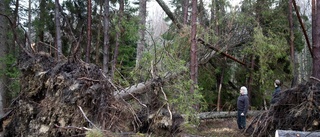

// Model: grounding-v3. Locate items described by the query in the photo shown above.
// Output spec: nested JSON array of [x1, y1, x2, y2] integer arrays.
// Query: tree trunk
[[136, 0, 146, 68], [198, 110, 262, 119], [0, 0, 7, 121], [38, 0, 46, 52], [55, 0, 62, 61], [312, 0, 320, 80], [103, 0, 110, 74], [12, 0, 19, 56], [217, 71, 223, 111], [86, 0, 92, 63], [182, 0, 189, 24], [190, 0, 198, 93], [248, 55, 254, 107], [111, 0, 123, 79], [95, 0, 102, 65], [27, 0, 32, 51], [289, 0, 297, 87]]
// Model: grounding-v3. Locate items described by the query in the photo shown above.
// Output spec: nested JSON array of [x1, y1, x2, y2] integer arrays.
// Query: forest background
[[0, 0, 317, 128]]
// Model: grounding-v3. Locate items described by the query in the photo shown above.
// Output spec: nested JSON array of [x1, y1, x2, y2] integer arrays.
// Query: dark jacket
[[237, 94, 249, 114], [272, 87, 281, 96], [271, 87, 281, 104]]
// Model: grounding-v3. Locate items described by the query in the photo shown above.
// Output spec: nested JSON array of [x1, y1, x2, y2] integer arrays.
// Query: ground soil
[[185, 117, 252, 137]]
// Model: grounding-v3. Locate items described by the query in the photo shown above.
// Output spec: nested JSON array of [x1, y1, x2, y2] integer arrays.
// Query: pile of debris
[[0, 52, 184, 136], [246, 80, 320, 136]]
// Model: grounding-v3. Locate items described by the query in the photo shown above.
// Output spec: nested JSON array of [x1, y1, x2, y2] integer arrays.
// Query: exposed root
[[246, 81, 320, 137]]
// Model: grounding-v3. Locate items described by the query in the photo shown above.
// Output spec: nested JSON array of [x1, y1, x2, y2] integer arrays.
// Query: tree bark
[[27, 0, 32, 51], [86, 0, 92, 63], [111, 0, 123, 79], [312, 0, 320, 79], [289, 0, 297, 87], [12, 0, 19, 56], [55, 0, 62, 61], [136, 0, 146, 68], [217, 71, 223, 112], [38, 0, 46, 52], [0, 0, 7, 119], [95, 0, 103, 65], [103, 0, 110, 74], [182, 0, 189, 24], [190, 0, 198, 92]]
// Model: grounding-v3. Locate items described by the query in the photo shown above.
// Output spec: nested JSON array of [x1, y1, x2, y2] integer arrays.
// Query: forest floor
[[186, 117, 252, 137]]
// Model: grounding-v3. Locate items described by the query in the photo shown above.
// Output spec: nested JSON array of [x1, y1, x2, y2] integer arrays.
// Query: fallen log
[[275, 130, 320, 137], [198, 110, 262, 119]]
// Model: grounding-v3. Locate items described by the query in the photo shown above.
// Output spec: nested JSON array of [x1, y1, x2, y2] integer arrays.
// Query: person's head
[[240, 86, 248, 95], [274, 79, 281, 87]]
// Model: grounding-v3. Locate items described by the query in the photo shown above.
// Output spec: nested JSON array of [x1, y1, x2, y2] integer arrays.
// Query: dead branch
[[78, 77, 100, 82], [161, 87, 172, 120], [78, 106, 99, 129], [310, 76, 320, 82]]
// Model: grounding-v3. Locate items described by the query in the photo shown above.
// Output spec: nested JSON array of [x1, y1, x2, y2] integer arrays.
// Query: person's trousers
[[237, 111, 246, 129]]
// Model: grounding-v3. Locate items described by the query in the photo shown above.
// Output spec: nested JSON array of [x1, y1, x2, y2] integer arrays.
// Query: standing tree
[[190, 0, 197, 93], [86, 0, 92, 63], [12, 0, 19, 56], [136, 0, 146, 68], [37, 0, 46, 52], [55, 0, 62, 60], [111, 0, 124, 79], [182, 0, 189, 24], [312, 0, 320, 80], [27, 0, 32, 50], [0, 0, 8, 119], [103, 0, 110, 73], [95, 0, 103, 65], [288, 0, 297, 87]]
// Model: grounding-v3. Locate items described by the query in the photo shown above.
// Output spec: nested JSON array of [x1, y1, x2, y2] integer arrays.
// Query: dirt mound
[[3, 53, 133, 136], [246, 81, 320, 137]]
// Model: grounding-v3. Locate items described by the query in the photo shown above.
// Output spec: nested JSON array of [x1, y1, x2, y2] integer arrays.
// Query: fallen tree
[[198, 110, 262, 119], [245, 81, 320, 137], [275, 130, 320, 137], [2, 53, 185, 136]]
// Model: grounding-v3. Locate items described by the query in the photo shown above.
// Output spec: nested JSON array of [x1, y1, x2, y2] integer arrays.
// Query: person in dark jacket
[[270, 79, 281, 104], [237, 86, 249, 130]]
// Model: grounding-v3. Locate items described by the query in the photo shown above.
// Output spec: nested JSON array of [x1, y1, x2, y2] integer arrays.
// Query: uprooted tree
[[246, 80, 320, 136], [2, 52, 184, 136]]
